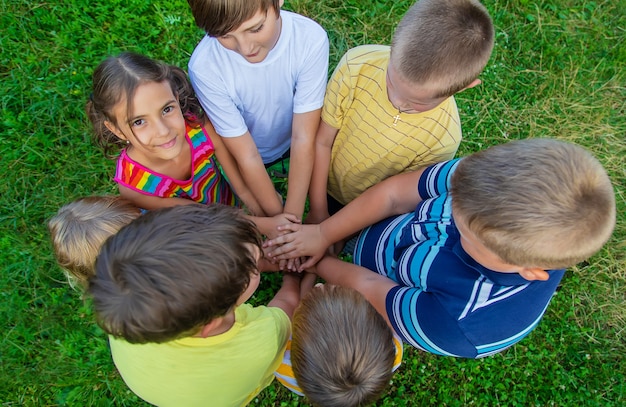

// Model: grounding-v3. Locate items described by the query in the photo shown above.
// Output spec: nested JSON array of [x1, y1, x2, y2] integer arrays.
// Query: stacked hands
[[264, 221, 329, 272]]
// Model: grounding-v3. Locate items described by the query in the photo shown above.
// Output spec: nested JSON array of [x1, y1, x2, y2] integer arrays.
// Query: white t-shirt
[[189, 10, 329, 163]]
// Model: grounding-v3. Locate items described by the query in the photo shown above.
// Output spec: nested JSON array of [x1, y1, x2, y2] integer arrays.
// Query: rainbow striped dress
[[114, 124, 239, 207]]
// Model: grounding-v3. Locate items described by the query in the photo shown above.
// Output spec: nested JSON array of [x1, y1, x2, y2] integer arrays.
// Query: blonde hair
[[450, 138, 616, 269], [390, 0, 494, 97], [48, 196, 140, 289], [187, 0, 280, 37], [291, 285, 395, 407]]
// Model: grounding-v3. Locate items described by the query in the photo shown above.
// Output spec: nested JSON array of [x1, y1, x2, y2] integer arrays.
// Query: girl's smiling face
[[104, 81, 187, 165]]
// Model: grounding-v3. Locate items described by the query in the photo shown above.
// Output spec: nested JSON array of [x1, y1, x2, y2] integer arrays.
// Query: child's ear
[[460, 79, 482, 92], [518, 268, 550, 282], [104, 120, 127, 141], [198, 317, 224, 338]]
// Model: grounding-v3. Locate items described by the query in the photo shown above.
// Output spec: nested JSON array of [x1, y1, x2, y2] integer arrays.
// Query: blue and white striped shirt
[[354, 159, 565, 358]]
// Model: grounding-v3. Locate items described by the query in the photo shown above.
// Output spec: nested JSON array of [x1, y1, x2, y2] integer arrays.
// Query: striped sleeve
[[417, 158, 462, 200]]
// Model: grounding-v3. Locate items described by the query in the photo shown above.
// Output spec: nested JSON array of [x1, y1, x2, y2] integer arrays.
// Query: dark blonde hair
[[90, 204, 262, 344], [87, 52, 205, 158], [48, 196, 140, 290], [390, 0, 494, 97], [187, 0, 280, 37], [450, 138, 616, 269], [291, 285, 395, 407]]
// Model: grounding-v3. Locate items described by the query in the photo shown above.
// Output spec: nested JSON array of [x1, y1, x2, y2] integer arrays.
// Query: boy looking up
[[90, 204, 301, 406], [266, 139, 616, 358], [187, 0, 329, 220], [307, 0, 494, 223]]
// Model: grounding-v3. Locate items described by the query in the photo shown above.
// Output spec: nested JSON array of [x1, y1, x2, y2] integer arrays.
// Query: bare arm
[[206, 122, 265, 216], [118, 184, 196, 210], [264, 168, 428, 267], [283, 110, 320, 219], [267, 273, 303, 319], [305, 120, 339, 224], [221, 132, 283, 216], [315, 256, 397, 328]]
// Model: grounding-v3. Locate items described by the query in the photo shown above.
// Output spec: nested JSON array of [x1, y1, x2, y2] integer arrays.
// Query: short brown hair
[[390, 0, 494, 97], [450, 138, 616, 269], [48, 196, 140, 290], [90, 204, 262, 344], [291, 285, 396, 407], [187, 0, 280, 37]]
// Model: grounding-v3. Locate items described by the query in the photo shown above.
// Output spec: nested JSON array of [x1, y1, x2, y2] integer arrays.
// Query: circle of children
[[48, 0, 616, 406]]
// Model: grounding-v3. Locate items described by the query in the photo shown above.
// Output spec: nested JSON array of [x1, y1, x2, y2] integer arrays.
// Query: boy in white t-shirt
[[188, 0, 329, 222]]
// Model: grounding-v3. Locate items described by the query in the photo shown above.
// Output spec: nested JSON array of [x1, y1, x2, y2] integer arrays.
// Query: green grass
[[1, 0, 624, 405]]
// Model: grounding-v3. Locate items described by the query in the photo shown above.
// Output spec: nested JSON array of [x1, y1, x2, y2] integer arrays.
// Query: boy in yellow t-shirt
[[307, 0, 495, 225], [89, 204, 302, 407]]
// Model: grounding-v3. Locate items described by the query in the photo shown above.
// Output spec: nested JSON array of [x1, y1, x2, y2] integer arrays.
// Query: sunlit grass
[[1, 0, 624, 405]]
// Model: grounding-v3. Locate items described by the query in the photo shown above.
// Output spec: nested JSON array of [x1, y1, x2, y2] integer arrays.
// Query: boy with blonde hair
[[48, 196, 140, 289], [274, 284, 403, 406], [187, 0, 329, 221], [90, 204, 302, 406], [307, 0, 494, 224], [266, 139, 616, 358]]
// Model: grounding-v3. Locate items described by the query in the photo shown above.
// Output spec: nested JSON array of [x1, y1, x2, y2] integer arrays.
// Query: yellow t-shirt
[[109, 304, 291, 407], [323, 45, 462, 204]]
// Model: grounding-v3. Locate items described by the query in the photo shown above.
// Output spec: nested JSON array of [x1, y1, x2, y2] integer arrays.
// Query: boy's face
[[216, 3, 283, 64], [454, 213, 549, 281], [385, 63, 448, 114]]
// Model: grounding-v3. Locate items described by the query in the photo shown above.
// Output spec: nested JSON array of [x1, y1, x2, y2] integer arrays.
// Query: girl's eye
[[163, 105, 175, 114], [251, 24, 264, 33], [131, 119, 145, 127]]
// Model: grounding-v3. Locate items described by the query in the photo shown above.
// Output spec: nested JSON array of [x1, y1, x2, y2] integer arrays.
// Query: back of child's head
[[48, 196, 140, 290], [450, 138, 616, 269], [390, 0, 494, 97], [90, 203, 262, 344], [87, 51, 205, 158], [187, 0, 281, 37], [291, 285, 395, 407]]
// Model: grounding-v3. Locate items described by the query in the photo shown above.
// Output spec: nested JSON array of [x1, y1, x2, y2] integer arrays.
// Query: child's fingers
[[299, 254, 323, 271], [266, 244, 299, 258], [282, 213, 302, 224], [275, 223, 301, 232], [263, 233, 297, 248]]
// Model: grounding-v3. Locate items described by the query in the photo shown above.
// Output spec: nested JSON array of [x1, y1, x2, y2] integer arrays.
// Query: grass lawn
[[1, 0, 624, 405]]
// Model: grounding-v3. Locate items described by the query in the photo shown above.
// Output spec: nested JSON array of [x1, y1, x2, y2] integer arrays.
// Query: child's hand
[[264, 212, 301, 240], [263, 224, 330, 271]]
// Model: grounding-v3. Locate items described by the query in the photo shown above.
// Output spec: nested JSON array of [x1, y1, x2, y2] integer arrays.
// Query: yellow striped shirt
[[323, 45, 462, 204]]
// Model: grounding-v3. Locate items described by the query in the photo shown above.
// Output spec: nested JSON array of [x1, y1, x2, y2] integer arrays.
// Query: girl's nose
[[156, 118, 170, 137]]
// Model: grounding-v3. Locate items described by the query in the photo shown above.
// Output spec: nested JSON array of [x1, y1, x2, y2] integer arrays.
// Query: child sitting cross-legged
[[89, 203, 302, 406]]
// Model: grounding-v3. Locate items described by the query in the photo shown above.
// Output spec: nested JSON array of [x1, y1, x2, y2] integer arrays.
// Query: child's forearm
[[283, 145, 313, 219], [268, 273, 303, 319], [307, 120, 338, 220], [283, 111, 319, 218], [241, 162, 284, 216]]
